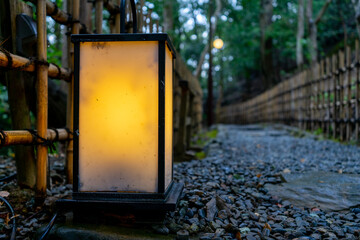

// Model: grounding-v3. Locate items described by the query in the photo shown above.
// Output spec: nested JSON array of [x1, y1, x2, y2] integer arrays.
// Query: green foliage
[[0, 84, 10, 130], [195, 151, 206, 160], [314, 128, 324, 136]]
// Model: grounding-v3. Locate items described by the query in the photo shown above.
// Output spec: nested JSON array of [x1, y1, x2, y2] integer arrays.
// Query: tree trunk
[[306, 0, 317, 63], [0, 0, 36, 188], [351, 0, 360, 39], [296, 0, 305, 67], [260, 0, 274, 89], [195, 0, 221, 79], [207, 1, 214, 127], [307, 0, 331, 64], [163, 0, 173, 33]]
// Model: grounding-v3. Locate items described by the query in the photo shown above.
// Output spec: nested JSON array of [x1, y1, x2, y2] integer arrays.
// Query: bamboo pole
[[139, 0, 144, 32], [0, 129, 71, 146], [339, 51, 345, 141], [36, 0, 48, 200], [104, 0, 120, 15], [95, 0, 103, 33], [346, 46, 351, 141], [332, 54, 338, 139], [0, 52, 71, 81], [66, 0, 80, 184], [25, 0, 89, 32], [115, 0, 121, 33], [356, 40, 359, 141]]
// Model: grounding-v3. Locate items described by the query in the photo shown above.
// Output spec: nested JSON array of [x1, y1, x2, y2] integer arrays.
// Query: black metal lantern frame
[[57, 0, 183, 212]]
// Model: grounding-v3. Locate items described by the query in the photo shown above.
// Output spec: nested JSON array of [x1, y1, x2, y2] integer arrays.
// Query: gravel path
[[162, 124, 360, 240]]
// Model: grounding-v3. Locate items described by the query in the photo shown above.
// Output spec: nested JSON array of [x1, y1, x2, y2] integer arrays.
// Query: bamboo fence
[[0, 0, 202, 199], [220, 41, 360, 142]]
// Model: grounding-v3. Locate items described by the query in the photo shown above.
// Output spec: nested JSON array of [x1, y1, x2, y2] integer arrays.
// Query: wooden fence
[[220, 41, 360, 142], [0, 0, 202, 199]]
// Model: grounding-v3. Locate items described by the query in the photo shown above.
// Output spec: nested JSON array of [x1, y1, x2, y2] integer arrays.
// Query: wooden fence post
[[95, 0, 103, 33], [332, 54, 338, 139], [35, 0, 48, 200], [66, 0, 80, 184], [356, 40, 359, 141], [346, 45, 352, 141]]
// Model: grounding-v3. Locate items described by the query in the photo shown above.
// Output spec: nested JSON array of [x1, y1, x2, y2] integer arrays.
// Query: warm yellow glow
[[213, 38, 224, 49], [165, 45, 173, 190], [78, 41, 159, 193]]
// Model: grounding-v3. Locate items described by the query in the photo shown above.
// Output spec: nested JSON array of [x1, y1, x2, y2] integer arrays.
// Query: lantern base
[[56, 182, 183, 212]]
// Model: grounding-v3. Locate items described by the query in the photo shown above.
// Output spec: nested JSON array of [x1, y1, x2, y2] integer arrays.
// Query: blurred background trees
[[1, 0, 359, 132]]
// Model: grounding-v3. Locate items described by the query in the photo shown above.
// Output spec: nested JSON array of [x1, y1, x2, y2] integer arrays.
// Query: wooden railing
[[0, 0, 202, 199], [220, 41, 360, 142]]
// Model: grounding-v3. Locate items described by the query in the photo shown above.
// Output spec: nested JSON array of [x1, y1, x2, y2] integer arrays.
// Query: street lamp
[[58, 0, 182, 213]]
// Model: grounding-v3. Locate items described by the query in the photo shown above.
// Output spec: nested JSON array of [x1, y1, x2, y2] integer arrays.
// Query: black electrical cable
[[38, 212, 58, 240], [0, 196, 16, 240], [0, 173, 16, 182]]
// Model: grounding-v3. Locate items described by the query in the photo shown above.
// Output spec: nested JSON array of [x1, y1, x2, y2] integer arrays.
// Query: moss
[[195, 151, 206, 160]]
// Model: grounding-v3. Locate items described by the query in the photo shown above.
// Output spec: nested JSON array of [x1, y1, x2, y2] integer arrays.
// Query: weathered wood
[[35, 0, 48, 200], [175, 84, 189, 159], [25, 0, 89, 33], [1, 0, 36, 189], [0, 129, 71, 146], [220, 43, 360, 144], [0, 52, 71, 80], [356, 40, 360, 141], [95, 0, 103, 33], [66, 0, 80, 185]]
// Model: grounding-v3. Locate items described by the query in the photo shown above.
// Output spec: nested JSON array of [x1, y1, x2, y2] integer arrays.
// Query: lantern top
[[71, 33, 176, 58]]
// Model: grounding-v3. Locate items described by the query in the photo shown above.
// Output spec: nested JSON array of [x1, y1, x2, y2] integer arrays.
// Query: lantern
[[61, 33, 183, 211]]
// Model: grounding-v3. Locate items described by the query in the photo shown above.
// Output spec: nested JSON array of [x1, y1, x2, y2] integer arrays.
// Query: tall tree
[[296, 0, 305, 67], [260, 0, 275, 89], [351, 0, 360, 38], [163, 0, 174, 32], [195, 0, 222, 79], [306, 0, 332, 63]]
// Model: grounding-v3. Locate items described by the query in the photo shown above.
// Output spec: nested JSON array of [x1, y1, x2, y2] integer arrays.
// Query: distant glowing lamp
[[59, 0, 183, 213], [213, 38, 224, 49]]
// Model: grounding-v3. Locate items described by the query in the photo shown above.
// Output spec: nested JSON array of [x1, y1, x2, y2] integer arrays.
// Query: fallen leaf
[[283, 168, 291, 174], [0, 191, 9, 197], [235, 231, 242, 240], [256, 173, 262, 178], [264, 223, 272, 231], [300, 158, 306, 163], [4, 213, 10, 226]]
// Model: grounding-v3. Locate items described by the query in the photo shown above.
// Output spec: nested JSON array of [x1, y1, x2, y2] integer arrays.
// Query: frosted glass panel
[[165, 45, 173, 190], [78, 41, 158, 193]]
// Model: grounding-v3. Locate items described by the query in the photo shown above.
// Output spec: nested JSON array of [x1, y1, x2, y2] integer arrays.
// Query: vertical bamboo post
[[136, 0, 142, 33], [332, 54, 338, 139], [356, 40, 359, 141], [36, 0, 48, 200], [115, 0, 121, 33], [148, 9, 153, 33], [66, 0, 80, 184], [346, 45, 351, 141], [339, 51, 345, 141], [319, 61, 324, 130], [322, 60, 326, 132], [326, 57, 331, 137], [95, 0, 103, 33]]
